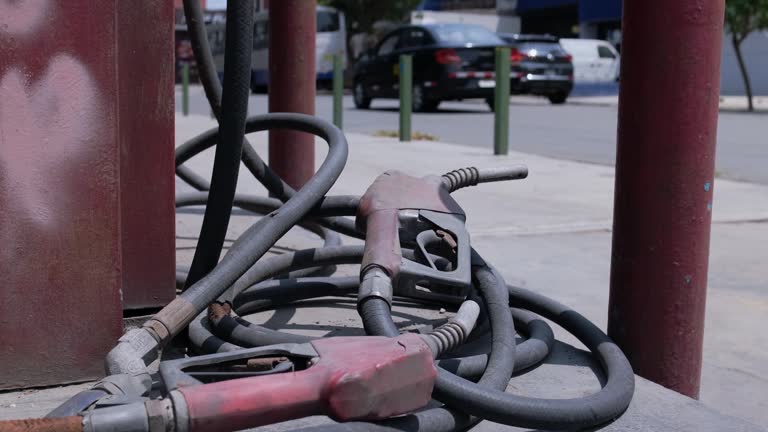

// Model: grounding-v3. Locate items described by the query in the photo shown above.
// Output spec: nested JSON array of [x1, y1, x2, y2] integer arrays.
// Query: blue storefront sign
[[579, 0, 622, 23], [516, 0, 577, 13], [517, 0, 620, 23]]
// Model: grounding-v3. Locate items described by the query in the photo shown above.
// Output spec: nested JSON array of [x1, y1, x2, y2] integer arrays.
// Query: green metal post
[[182, 63, 190, 117], [333, 54, 344, 129], [494, 46, 510, 155], [399, 54, 412, 142]]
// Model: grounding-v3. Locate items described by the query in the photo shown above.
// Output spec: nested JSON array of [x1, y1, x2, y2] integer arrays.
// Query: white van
[[559, 39, 620, 83]]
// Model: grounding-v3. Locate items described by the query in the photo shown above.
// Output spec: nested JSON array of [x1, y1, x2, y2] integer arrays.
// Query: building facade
[[515, 0, 621, 42]]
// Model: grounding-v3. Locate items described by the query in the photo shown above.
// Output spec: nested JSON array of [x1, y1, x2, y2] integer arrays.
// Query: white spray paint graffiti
[[0, 1, 103, 260], [0, 54, 100, 225], [0, 0, 51, 38]]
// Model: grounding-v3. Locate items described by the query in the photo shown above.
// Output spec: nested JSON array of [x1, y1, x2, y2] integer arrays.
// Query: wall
[[0, 0, 175, 389], [119, 0, 176, 310]]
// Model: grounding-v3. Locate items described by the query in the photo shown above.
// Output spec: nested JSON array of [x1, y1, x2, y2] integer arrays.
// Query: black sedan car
[[352, 24, 507, 112], [498, 34, 574, 104]]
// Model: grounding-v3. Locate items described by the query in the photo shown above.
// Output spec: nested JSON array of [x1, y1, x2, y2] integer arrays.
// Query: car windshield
[[516, 42, 567, 56], [432, 25, 503, 46]]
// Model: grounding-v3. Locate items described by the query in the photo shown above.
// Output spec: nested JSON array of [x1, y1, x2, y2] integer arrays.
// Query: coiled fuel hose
[[0, 1, 635, 431]]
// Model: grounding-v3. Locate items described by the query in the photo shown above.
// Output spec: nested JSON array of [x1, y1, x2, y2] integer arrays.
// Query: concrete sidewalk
[[563, 93, 768, 112], [174, 114, 768, 427], [563, 82, 768, 111], [1, 114, 765, 431]]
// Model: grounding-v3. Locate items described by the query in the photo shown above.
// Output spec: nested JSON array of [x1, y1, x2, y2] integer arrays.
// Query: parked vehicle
[[497, 33, 574, 104], [352, 23, 507, 112], [558, 38, 620, 83], [205, 6, 347, 91]]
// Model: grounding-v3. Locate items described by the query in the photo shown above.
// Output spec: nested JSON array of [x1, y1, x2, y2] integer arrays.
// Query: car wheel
[[353, 81, 371, 109], [485, 97, 495, 112], [412, 84, 438, 112], [548, 92, 568, 105]]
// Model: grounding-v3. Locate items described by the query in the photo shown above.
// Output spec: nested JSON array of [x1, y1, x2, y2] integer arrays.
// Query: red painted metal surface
[[0, 1, 175, 389], [118, 0, 176, 310], [357, 171, 464, 278], [179, 334, 437, 432], [608, 0, 725, 398], [268, 0, 317, 189]]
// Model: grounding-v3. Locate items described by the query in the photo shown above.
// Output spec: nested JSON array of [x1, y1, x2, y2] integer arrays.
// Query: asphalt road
[[179, 87, 768, 185]]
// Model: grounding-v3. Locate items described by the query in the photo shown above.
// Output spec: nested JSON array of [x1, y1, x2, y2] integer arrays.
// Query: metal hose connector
[[441, 166, 529, 192], [358, 267, 394, 307], [424, 300, 481, 357]]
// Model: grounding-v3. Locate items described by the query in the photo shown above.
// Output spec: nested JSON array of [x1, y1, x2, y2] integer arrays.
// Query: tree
[[318, 0, 422, 35], [724, 0, 768, 111]]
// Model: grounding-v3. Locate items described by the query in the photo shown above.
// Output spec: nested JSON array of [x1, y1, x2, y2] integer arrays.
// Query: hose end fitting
[[104, 329, 159, 380], [423, 300, 480, 357], [358, 267, 394, 308]]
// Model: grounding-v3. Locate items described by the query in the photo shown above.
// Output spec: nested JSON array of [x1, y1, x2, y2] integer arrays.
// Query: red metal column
[[608, 0, 725, 398], [268, 0, 317, 189], [119, 0, 176, 310], [0, 0, 175, 389]]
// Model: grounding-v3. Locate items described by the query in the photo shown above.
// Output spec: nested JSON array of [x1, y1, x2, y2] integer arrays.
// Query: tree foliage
[[724, 0, 768, 111], [725, 0, 768, 43]]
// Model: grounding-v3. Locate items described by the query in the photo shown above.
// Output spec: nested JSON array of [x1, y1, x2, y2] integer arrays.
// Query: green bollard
[[333, 54, 344, 129], [494, 46, 510, 155], [182, 62, 190, 117], [399, 54, 412, 142]]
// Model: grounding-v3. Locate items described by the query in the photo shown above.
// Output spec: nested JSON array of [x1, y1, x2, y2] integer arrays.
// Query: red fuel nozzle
[[170, 333, 436, 432]]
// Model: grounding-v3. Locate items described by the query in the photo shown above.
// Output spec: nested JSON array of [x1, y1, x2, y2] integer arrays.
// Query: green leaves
[[724, 0, 766, 111], [725, 0, 768, 42]]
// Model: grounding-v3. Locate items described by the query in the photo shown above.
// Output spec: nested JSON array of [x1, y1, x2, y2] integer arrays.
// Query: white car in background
[[559, 38, 620, 83]]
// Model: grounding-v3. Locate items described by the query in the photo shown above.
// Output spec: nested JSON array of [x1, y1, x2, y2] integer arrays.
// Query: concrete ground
[[570, 93, 768, 112], [1, 114, 765, 431], [175, 115, 768, 428]]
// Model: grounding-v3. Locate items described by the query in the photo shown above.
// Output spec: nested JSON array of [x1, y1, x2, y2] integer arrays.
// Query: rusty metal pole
[[0, 0, 175, 388], [268, 0, 316, 189], [608, 0, 725, 398]]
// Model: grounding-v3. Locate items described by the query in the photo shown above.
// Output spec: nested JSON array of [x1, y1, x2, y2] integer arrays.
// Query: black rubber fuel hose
[[174, 134, 361, 238], [153, 114, 348, 338], [184, 0, 254, 288], [437, 307, 554, 376], [170, 3, 635, 431], [296, 259, 516, 432], [180, 0, 294, 201], [404, 281, 635, 430]]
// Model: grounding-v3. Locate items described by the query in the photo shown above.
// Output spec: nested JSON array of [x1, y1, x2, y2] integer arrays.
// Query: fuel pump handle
[[356, 171, 472, 305], [165, 333, 436, 432]]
